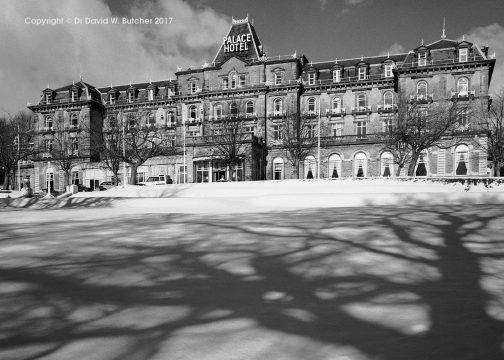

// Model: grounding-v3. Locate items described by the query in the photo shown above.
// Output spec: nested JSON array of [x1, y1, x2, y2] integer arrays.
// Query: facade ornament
[[441, 16, 446, 39]]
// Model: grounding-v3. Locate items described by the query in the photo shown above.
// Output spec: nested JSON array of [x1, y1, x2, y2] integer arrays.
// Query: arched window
[[273, 157, 284, 180], [417, 81, 428, 96], [304, 155, 316, 179], [246, 101, 254, 116], [45, 167, 55, 192], [332, 97, 342, 112], [354, 152, 367, 177], [273, 98, 283, 115], [380, 152, 394, 177], [230, 102, 238, 119], [455, 144, 469, 175], [328, 154, 342, 178], [45, 116, 53, 130], [308, 98, 316, 114], [230, 72, 237, 89], [167, 111, 175, 125], [189, 105, 197, 120], [383, 91, 394, 108], [357, 94, 366, 109], [457, 77, 469, 94]]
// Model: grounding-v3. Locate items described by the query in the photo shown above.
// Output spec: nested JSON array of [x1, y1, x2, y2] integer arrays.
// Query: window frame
[[333, 69, 341, 83], [457, 77, 469, 94], [308, 73, 316, 85], [357, 94, 367, 109], [273, 98, 283, 115], [384, 64, 393, 78], [274, 73, 282, 86], [246, 101, 254, 115], [356, 121, 367, 138], [189, 105, 198, 120], [459, 48, 468, 63], [417, 81, 428, 96], [307, 98, 316, 114], [358, 67, 367, 81], [418, 52, 427, 66]]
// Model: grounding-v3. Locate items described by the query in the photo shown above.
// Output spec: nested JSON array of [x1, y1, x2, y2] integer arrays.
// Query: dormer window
[[71, 88, 78, 102], [239, 75, 246, 87], [358, 67, 367, 81], [45, 93, 52, 104], [190, 83, 197, 94], [274, 73, 282, 86], [333, 69, 341, 83], [384, 64, 393, 78], [148, 89, 154, 101], [308, 73, 316, 85], [418, 52, 427, 66], [459, 48, 468, 62], [229, 72, 237, 89], [222, 78, 228, 90], [109, 93, 115, 104], [128, 91, 134, 103]]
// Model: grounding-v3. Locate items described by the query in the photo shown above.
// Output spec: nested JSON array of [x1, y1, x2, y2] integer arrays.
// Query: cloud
[[379, 42, 406, 56], [464, 23, 504, 93], [0, 0, 230, 114], [339, 0, 372, 15], [319, 0, 328, 10]]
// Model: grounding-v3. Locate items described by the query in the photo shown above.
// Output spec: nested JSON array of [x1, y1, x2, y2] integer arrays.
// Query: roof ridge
[[308, 52, 408, 65]]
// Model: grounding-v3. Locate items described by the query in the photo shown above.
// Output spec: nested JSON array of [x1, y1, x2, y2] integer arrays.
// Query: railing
[[319, 133, 383, 145], [399, 55, 490, 69], [326, 108, 346, 116], [377, 104, 398, 112], [268, 111, 286, 118], [451, 90, 476, 99], [185, 133, 256, 145], [409, 94, 434, 103], [105, 94, 172, 105], [28, 96, 97, 106], [351, 106, 372, 114]]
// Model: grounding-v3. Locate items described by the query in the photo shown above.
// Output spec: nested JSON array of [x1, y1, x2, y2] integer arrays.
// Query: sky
[[0, 0, 503, 115]]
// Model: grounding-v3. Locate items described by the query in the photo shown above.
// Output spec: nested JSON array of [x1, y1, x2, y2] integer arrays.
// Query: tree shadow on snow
[[0, 205, 503, 359]]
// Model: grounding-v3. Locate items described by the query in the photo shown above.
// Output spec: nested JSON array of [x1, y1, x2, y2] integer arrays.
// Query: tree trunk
[[496, 161, 502, 177], [129, 163, 139, 185], [407, 152, 420, 177], [395, 163, 403, 177], [293, 158, 300, 179]]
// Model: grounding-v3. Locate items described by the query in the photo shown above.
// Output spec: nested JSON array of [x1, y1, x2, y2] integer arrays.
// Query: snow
[[1, 180, 504, 359]]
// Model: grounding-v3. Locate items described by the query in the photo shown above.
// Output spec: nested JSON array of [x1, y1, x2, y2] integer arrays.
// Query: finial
[[177, 65, 182, 71], [441, 16, 446, 39], [421, 39, 424, 46], [129, 80, 132, 87], [203, 61, 209, 68], [361, 55, 364, 61], [462, 34, 465, 41], [72, 80, 75, 86], [309, 60, 313, 66], [335, 57, 338, 64], [110, 83, 113, 89], [387, 52, 390, 58]]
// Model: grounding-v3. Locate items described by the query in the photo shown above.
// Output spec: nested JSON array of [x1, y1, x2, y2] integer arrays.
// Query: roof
[[304, 53, 408, 71], [97, 80, 176, 93]]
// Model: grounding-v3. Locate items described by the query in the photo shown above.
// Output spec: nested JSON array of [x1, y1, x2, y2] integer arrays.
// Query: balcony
[[410, 94, 434, 104], [377, 104, 398, 113], [186, 118, 201, 125], [451, 90, 476, 100], [66, 125, 80, 131], [319, 133, 382, 146], [268, 111, 286, 119], [40, 126, 54, 134], [326, 108, 346, 117], [351, 106, 372, 115], [302, 110, 318, 118]]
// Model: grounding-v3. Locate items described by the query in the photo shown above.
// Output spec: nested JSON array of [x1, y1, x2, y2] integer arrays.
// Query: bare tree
[[274, 106, 320, 179], [204, 102, 254, 180], [477, 89, 504, 176], [99, 110, 177, 185], [382, 98, 469, 176], [0, 111, 35, 189]]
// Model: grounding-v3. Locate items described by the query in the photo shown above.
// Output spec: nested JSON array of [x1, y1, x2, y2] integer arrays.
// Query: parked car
[[99, 181, 117, 191], [77, 184, 93, 192], [137, 175, 172, 186]]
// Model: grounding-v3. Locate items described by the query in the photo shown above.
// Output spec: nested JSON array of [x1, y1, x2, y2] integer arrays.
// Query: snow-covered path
[[1, 202, 504, 360]]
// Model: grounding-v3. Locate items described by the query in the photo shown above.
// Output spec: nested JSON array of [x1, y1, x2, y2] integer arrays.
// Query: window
[[383, 118, 393, 133], [308, 98, 316, 114], [273, 98, 283, 115], [148, 113, 156, 125], [274, 73, 282, 85], [109, 93, 115, 104], [418, 52, 427, 66], [45, 116, 53, 130], [244, 125, 255, 133], [230, 73, 237, 89], [128, 91, 134, 103], [457, 77, 469, 94], [304, 156, 316, 179], [272, 124, 283, 140], [356, 121, 367, 138], [246, 101, 254, 116], [71, 170, 80, 185], [167, 112, 175, 125], [71, 114, 79, 128], [332, 123, 343, 137], [458, 108, 468, 127], [273, 158, 284, 180], [71, 137, 79, 155], [333, 69, 341, 83], [358, 67, 367, 80], [455, 144, 469, 175], [222, 78, 229, 90], [71, 89, 78, 102], [190, 83, 197, 94], [239, 75, 246, 87], [384, 64, 393, 78], [189, 106, 197, 120], [308, 73, 316, 85], [148, 89, 154, 101], [328, 154, 342, 178], [187, 130, 199, 137], [357, 94, 366, 109], [45, 93, 52, 104], [45, 139, 53, 152], [354, 152, 367, 177], [383, 91, 394, 109], [417, 81, 428, 96], [214, 104, 223, 120], [230, 102, 238, 119], [332, 98, 342, 113], [380, 152, 394, 177], [459, 48, 468, 63], [195, 161, 210, 183], [307, 124, 317, 138]]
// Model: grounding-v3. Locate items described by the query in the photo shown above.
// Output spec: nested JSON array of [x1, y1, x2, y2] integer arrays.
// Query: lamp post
[[44, 161, 53, 198], [16, 130, 21, 191], [122, 117, 127, 187], [317, 97, 321, 179]]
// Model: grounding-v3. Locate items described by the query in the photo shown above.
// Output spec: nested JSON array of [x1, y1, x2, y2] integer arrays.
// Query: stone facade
[[24, 16, 496, 190]]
